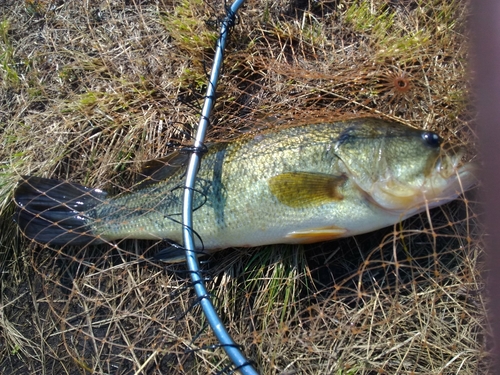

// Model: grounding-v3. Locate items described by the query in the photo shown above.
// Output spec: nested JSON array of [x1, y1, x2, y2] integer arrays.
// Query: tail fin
[[14, 176, 107, 246]]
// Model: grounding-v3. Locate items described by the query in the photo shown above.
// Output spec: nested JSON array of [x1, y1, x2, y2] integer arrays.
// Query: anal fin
[[285, 225, 347, 244]]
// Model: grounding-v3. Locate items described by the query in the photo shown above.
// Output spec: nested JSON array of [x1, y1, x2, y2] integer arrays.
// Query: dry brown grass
[[0, 0, 489, 374]]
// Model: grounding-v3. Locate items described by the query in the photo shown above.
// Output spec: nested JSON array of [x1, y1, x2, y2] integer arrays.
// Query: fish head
[[334, 119, 477, 212]]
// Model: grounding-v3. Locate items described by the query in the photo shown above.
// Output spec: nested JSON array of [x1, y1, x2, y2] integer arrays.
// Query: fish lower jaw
[[417, 167, 477, 210], [367, 184, 423, 212], [369, 171, 476, 214]]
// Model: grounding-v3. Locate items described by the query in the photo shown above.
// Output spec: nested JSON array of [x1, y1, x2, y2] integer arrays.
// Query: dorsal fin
[[136, 150, 191, 187]]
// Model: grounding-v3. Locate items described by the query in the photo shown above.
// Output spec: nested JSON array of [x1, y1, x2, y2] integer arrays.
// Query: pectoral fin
[[268, 172, 347, 208], [286, 225, 347, 244]]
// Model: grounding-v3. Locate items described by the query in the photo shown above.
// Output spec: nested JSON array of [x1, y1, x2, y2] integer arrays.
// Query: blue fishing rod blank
[[181, 0, 260, 374]]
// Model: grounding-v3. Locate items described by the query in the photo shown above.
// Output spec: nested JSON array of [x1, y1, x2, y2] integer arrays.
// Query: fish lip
[[438, 145, 464, 175], [425, 160, 478, 209], [366, 158, 478, 214], [451, 161, 479, 193], [436, 145, 477, 185]]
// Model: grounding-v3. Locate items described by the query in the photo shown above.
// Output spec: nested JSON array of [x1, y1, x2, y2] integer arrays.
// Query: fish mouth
[[434, 145, 478, 197], [433, 160, 478, 202], [420, 146, 478, 211], [367, 148, 478, 213], [436, 145, 465, 176]]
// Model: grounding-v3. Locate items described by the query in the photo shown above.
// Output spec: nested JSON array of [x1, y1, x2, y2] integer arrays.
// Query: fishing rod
[[181, 0, 260, 373]]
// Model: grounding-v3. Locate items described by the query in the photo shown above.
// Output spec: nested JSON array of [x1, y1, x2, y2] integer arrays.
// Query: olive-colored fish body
[[14, 118, 476, 259]]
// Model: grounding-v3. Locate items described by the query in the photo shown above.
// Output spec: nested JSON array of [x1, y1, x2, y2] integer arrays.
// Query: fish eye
[[421, 132, 441, 148]]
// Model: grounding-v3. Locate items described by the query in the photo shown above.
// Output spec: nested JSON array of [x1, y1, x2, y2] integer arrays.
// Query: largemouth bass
[[14, 118, 476, 260]]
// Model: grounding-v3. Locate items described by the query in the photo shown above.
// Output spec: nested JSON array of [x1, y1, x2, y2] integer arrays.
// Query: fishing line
[[184, 343, 255, 375], [217, 360, 258, 375], [177, 89, 205, 112], [165, 121, 203, 146], [186, 342, 243, 353], [184, 343, 256, 375], [157, 183, 211, 257], [172, 285, 215, 322], [181, 141, 210, 153]]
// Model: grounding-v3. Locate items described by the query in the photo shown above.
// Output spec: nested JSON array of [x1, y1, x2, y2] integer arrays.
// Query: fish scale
[[14, 117, 476, 261]]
